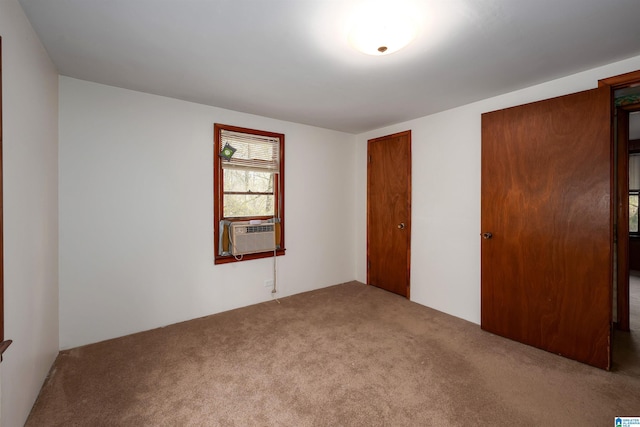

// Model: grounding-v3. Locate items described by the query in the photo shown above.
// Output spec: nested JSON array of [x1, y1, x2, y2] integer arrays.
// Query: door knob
[[397, 223, 405, 229], [482, 232, 493, 240]]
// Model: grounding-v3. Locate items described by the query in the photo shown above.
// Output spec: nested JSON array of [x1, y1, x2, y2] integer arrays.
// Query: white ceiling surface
[[18, 0, 640, 134]]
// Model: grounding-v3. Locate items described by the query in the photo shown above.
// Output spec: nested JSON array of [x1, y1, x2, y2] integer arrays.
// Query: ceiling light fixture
[[348, 3, 418, 56]]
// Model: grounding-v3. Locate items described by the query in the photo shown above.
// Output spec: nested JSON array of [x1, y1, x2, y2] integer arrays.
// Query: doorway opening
[[609, 72, 640, 369], [614, 85, 640, 335], [615, 104, 640, 368], [625, 108, 640, 335]]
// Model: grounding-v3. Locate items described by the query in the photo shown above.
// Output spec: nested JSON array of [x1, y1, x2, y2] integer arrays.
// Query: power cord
[[228, 226, 244, 261]]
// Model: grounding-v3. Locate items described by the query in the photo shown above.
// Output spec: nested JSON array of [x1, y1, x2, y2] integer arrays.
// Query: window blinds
[[220, 129, 280, 173]]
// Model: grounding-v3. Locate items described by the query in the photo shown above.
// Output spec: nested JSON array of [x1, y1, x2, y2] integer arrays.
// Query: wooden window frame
[[213, 124, 285, 264]]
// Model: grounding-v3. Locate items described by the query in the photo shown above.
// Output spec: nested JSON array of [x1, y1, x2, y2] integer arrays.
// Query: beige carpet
[[26, 281, 640, 426]]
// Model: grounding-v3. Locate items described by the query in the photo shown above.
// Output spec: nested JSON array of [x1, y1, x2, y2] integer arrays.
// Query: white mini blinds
[[220, 129, 281, 173]]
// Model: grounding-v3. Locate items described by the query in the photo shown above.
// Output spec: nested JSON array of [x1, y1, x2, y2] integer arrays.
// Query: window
[[630, 153, 640, 235], [214, 124, 285, 264], [630, 191, 639, 233]]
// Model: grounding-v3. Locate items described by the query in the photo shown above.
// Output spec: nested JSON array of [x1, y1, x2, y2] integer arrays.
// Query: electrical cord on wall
[[228, 226, 244, 261]]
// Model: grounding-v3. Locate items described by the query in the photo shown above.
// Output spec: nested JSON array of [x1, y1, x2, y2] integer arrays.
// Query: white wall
[[355, 54, 640, 325], [59, 77, 356, 349], [0, 0, 59, 426]]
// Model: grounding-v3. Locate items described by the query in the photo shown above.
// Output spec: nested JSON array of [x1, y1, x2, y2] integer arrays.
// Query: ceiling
[[18, 0, 640, 134]]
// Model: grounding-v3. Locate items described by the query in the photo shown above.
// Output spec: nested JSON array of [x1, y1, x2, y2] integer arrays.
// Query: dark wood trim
[[213, 123, 285, 265], [215, 123, 285, 141], [599, 70, 640, 89], [407, 132, 412, 300]]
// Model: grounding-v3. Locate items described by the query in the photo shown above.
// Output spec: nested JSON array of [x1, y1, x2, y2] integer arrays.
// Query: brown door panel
[[481, 86, 612, 369], [368, 131, 411, 297]]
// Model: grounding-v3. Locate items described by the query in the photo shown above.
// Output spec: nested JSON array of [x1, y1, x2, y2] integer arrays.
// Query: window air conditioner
[[229, 223, 276, 255]]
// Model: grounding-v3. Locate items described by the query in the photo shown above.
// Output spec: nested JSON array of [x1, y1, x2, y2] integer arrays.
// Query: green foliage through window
[[630, 193, 639, 233], [223, 170, 274, 217]]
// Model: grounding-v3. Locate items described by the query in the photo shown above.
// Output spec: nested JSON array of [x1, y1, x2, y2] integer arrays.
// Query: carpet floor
[[26, 281, 640, 426]]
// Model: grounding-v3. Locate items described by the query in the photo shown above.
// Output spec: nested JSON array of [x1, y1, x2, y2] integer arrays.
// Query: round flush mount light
[[348, 3, 418, 56]]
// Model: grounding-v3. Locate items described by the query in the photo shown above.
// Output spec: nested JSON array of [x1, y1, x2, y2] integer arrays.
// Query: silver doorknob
[[482, 232, 493, 240], [397, 223, 405, 229]]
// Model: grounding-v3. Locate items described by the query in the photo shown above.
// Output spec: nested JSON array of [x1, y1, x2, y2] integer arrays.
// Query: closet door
[[367, 131, 411, 297], [481, 86, 612, 369]]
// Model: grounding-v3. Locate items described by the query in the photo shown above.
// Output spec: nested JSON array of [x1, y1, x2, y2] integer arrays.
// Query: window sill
[[215, 248, 286, 265]]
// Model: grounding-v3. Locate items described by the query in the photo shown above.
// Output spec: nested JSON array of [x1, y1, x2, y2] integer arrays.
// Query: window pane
[[224, 169, 273, 193], [630, 194, 639, 233], [630, 154, 640, 190], [224, 194, 274, 217]]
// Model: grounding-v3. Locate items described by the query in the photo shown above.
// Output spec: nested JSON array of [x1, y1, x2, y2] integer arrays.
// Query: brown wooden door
[[367, 131, 411, 297], [481, 86, 612, 369]]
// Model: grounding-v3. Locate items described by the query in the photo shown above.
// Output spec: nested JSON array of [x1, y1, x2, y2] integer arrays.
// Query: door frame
[[600, 70, 640, 332], [614, 104, 640, 332]]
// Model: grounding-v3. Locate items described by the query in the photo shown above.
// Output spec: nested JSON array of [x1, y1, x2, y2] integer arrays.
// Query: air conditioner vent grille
[[245, 225, 273, 234]]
